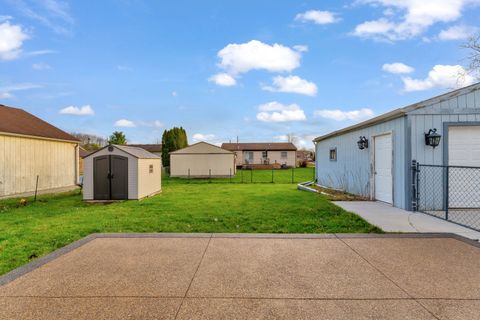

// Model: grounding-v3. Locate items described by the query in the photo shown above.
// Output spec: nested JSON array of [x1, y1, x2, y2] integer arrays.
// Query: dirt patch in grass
[[312, 185, 369, 201]]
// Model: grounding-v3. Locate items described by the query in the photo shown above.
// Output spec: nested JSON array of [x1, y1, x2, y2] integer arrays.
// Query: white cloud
[[402, 64, 476, 92], [116, 65, 132, 71], [114, 119, 136, 127], [438, 25, 478, 41], [353, 0, 476, 41], [314, 108, 375, 121], [171, 91, 177, 97], [192, 133, 216, 142], [262, 75, 318, 96], [59, 105, 94, 116], [295, 10, 339, 25], [256, 102, 307, 122], [0, 83, 41, 98], [216, 40, 302, 75], [0, 20, 29, 60], [382, 62, 415, 74], [32, 62, 51, 70], [293, 45, 308, 52], [208, 73, 237, 86]]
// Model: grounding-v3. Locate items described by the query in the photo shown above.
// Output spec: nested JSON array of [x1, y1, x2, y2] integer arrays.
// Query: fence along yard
[[164, 167, 315, 184]]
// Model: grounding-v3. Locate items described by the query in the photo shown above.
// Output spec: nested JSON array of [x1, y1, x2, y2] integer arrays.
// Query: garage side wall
[[83, 148, 138, 200], [0, 135, 78, 198], [170, 154, 235, 177], [137, 158, 162, 199], [315, 116, 407, 209]]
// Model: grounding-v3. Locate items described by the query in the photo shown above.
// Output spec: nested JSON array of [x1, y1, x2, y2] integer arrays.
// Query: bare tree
[[286, 133, 300, 146], [463, 32, 480, 74]]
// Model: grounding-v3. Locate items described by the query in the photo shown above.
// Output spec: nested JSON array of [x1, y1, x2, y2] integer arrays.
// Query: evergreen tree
[[161, 127, 188, 167], [108, 131, 127, 145]]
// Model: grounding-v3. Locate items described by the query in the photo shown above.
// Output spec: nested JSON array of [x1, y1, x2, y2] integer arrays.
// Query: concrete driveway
[[1, 233, 479, 319]]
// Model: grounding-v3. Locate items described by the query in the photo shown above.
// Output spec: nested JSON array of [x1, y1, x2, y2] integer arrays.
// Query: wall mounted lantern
[[357, 136, 369, 150], [425, 128, 441, 148]]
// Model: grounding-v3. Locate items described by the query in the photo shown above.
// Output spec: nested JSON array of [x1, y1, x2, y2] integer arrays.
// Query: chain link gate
[[412, 160, 480, 231]]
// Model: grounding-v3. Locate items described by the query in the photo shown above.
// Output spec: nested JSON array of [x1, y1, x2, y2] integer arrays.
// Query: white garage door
[[374, 133, 393, 204], [448, 126, 480, 208]]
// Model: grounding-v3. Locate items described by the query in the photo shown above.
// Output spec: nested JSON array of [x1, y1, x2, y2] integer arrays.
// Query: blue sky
[[1, 0, 479, 149]]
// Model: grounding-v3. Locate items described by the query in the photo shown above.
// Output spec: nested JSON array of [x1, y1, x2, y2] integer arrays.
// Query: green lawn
[[0, 171, 381, 275]]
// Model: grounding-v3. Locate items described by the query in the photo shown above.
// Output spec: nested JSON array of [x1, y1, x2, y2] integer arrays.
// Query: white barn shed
[[170, 142, 236, 178], [83, 145, 161, 200]]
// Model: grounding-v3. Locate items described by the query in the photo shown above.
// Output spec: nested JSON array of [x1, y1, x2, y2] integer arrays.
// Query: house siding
[[315, 116, 407, 209], [137, 158, 162, 199], [0, 134, 78, 198], [238, 150, 296, 167]]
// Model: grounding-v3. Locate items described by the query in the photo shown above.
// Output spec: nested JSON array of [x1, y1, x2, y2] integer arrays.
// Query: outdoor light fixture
[[425, 128, 441, 148], [357, 136, 369, 150]]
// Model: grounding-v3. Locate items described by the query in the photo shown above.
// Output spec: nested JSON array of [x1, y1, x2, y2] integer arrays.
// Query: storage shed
[[314, 83, 480, 211], [83, 145, 161, 200], [170, 141, 236, 178], [0, 104, 80, 199]]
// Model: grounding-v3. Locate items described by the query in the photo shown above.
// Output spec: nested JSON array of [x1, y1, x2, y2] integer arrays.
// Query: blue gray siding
[[315, 116, 407, 209]]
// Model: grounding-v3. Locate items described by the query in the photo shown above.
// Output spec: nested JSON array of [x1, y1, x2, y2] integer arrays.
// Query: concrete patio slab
[[0, 297, 181, 320], [418, 299, 480, 320], [188, 238, 408, 299], [335, 201, 480, 240], [1, 233, 479, 319], [0, 237, 210, 297], [176, 298, 436, 320], [343, 237, 480, 299]]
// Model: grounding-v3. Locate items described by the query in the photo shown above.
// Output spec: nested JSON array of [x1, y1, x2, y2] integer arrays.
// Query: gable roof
[[79, 147, 93, 158], [221, 142, 297, 151], [313, 82, 480, 143], [128, 144, 162, 153], [170, 141, 233, 154], [0, 104, 79, 142], [85, 144, 161, 159]]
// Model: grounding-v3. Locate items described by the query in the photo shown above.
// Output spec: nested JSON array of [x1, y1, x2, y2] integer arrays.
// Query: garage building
[[170, 142, 236, 178], [0, 104, 80, 199], [83, 145, 161, 200], [314, 83, 480, 212]]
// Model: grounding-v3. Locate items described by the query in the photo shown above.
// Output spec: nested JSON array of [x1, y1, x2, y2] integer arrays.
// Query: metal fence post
[[251, 168, 253, 183], [445, 166, 449, 220], [271, 168, 274, 183], [291, 167, 294, 184], [411, 160, 417, 211], [188, 168, 190, 180], [209, 169, 212, 183], [241, 168, 243, 183], [229, 168, 232, 183]]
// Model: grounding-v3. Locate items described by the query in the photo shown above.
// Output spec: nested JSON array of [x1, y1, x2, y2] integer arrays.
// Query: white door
[[374, 133, 393, 204], [448, 126, 480, 208]]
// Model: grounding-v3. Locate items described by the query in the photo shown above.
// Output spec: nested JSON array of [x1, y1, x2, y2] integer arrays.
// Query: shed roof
[[170, 141, 233, 154], [128, 144, 162, 153], [221, 142, 297, 151], [85, 144, 161, 159], [0, 104, 79, 142], [313, 82, 480, 143]]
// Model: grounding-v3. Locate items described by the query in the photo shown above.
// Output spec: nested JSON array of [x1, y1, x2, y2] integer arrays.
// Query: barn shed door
[[93, 155, 128, 200], [374, 133, 393, 204]]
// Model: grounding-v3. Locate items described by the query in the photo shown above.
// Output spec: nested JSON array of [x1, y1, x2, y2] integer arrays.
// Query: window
[[281, 151, 288, 159], [262, 151, 268, 158], [246, 151, 254, 164], [149, 164, 154, 173], [329, 148, 337, 161]]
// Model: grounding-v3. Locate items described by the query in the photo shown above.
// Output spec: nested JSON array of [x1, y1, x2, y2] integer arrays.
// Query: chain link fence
[[412, 161, 480, 231], [163, 167, 315, 184]]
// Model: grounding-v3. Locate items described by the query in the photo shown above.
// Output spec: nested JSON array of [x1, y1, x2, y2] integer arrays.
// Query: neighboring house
[[0, 104, 80, 199], [296, 150, 314, 165], [314, 83, 480, 210], [170, 141, 236, 178], [128, 144, 162, 157], [221, 142, 297, 168], [83, 145, 161, 200], [79, 147, 93, 175]]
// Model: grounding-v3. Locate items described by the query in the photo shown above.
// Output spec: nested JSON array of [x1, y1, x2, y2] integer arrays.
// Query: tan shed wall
[[137, 158, 162, 199], [83, 148, 138, 200], [0, 134, 78, 198], [170, 153, 235, 177]]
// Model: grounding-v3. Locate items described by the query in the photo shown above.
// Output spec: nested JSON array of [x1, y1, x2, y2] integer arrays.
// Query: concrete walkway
[[335, 201, 480, 240], [1, 233, 479, 319]]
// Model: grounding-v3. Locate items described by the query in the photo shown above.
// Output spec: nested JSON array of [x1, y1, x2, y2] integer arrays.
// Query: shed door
[[94, 156, 110, 200], [374, 133, 393, 204], [448, 126, 480, 208], [110, 155, 128, 200]]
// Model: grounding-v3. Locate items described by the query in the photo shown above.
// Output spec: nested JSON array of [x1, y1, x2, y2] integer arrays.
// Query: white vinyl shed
[[170, 141, 236, 178], [83, 145, 161, 200]]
